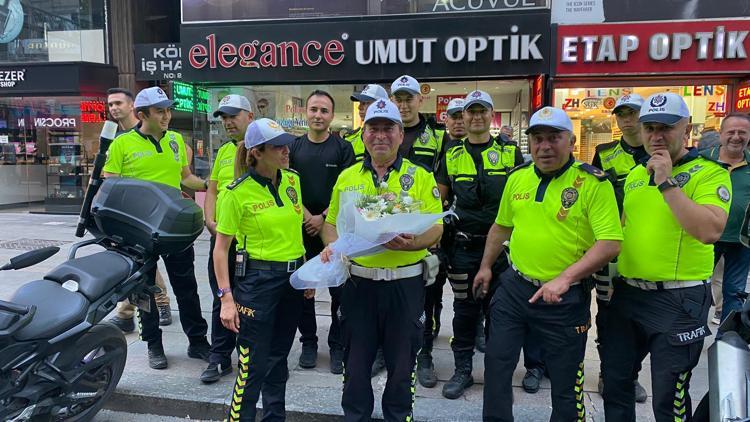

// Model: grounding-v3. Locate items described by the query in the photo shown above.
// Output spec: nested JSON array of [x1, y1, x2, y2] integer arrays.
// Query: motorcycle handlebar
[[75, 121, 118, 238]]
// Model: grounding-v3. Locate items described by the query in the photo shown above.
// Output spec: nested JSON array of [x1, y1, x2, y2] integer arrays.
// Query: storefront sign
[[181, 0, 547, 24], [0, 69, 25, 88], [553, 0, 750, 24], [556, 20, 750, 76], [182, 13, 551, 84], [19, 117, 78, 129], [80, 100, 107, 123], [135, 43, 183, 81], [172, 81, 210, 114], [736, 81, 750, 112], [531, 74, 544, 110]]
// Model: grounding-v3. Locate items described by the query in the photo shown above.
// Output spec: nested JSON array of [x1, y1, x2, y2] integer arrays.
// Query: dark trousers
[[227, 268, 304, 422], [602, 280, 711, 422], [138, 245, 208, 347], [207, 236, 237, 366], [297, 238, 343, 351], [340, 275, 425, 422], [596, 298, 644, 379], [447, 243, 543, 370], [484, 268, 590, 422], [714, 241, 750, 321]]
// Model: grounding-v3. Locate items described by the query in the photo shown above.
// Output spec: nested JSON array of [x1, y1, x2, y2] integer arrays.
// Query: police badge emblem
[[717, 185, 731, 203], [432, 186, 440, 198], [419, 132, 430, 145], [400, 174, 414, 191], [561, 187, 579, 209], [487, 150, 499, 166], [286, 186, 298, 204], [674, 172, 691, 187], [168, 135, 180, 162]]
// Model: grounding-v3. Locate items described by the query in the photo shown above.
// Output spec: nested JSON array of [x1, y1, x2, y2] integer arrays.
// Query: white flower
[[363, 209, 381, 221], [402, 196, 413, 205], [379, 182, 389, 190]]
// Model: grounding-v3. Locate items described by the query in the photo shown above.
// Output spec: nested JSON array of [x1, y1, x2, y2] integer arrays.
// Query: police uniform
[[327, 154, 442, 421], [344, 127, 366, 162], [602, 148, 731, 422], [104, 118, 209, 356], [218, 165, 305, 421], [484, 108, 623, 422], [590, 94, 649, 397], [437, 133, 523, 391], [206, 139, 239, 371]]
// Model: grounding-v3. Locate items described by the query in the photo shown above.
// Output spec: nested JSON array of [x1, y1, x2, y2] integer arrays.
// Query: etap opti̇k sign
[[181, 12, 551, 84], [556, 19, 750, 76]]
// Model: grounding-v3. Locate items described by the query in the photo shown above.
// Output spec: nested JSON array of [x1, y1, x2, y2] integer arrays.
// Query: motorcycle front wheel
[[46, 322, 128, 422]]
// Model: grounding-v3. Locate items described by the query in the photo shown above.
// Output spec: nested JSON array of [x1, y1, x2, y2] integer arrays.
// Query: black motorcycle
[[0, 122, 204, 421]]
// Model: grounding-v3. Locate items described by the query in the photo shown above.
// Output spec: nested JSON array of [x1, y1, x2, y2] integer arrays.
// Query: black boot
[[442, 351, 474, 399], [416, 349, 438, 388]]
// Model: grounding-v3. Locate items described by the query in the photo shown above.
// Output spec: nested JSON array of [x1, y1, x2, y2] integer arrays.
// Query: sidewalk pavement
[[0, 211, 719, 421]]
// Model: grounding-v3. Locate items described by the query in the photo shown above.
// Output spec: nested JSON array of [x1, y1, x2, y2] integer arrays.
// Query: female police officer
[[213, 118, 305, 421]]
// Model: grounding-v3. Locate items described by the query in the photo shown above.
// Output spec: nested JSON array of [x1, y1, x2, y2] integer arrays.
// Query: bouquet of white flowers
[[290, 190, 453, 290]]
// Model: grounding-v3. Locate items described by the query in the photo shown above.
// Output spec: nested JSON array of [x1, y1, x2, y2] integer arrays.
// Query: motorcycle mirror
[[1, 246, 60, 271]]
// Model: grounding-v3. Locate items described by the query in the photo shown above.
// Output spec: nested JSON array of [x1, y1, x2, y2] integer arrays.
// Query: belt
[[350, 263, 423, 281], [248, 257, 304, 273], [624, 278, 708, 291], [511, 263, 580, 288]]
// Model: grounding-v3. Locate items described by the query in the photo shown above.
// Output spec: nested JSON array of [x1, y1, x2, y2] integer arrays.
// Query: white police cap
[[364, 99, 403, 126], [639, 93, 690, 126], [351, 84, 389, 102], [464, 90, 494, 110], [391, 75, 421, 96], [612, 93, 645, 114], [526, 106, 573, 134], [244, 118, 295, 149], [213, 94, 252, 118], [446, 98, 465, 116], [134, 87, 174, 109]]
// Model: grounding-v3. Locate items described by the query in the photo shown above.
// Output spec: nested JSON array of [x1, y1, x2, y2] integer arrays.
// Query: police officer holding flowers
[[213, 118, 305, 421], [474, 106, 623, 421], [320, 99, 443, 422]]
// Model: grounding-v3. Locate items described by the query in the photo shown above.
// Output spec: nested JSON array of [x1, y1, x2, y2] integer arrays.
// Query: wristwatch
[[203, 179, 209, 190], [657, 177, 678, 192], [216, 287, 231, 298]]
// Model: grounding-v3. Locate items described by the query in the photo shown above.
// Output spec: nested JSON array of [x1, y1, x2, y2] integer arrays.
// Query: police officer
[[475, 106, 623, 421], [106, 87, 173, 332], [435, 90, 523, 400], [442, 98, 466, 152], [200, 94, 254, 383], [320, 99, 443, 422], [390, 74, 447, 386], [103, 87, 210, 369], [213, 118, 305, 421], [343, 84, 389, 162], [590, 93, 649, 402], [602, 93, 731, 422]]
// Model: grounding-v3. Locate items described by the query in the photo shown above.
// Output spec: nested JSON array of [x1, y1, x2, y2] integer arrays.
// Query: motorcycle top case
[[90, 178, 204, 255]]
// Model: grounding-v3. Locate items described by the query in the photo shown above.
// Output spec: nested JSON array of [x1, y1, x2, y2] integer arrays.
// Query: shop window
[[554, 85, 728, 163], [0, 0, 107, 64], [201, 79, 532, 166]]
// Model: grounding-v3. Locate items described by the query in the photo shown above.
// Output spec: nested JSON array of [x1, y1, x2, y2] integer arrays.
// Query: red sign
[[557, 20, 750, 76], [736, 81, 750, 112], [435, 94, 465, 123], [80, 100, 106, 123], [531, 75, 544, 111]]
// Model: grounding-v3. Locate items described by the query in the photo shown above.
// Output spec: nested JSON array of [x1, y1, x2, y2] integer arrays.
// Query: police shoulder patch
[[226, 172, 252, 190], [594, 140, 619, 153], [508, 160, 533, 175], [577, 162, 609, 181], [432, 186, 440, 198], [283, 168, 299, 176], [717, 185, 731, 203]]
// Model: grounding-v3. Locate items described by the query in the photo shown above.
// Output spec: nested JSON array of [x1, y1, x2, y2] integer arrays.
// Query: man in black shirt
[[290, 89, 355, 374]]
